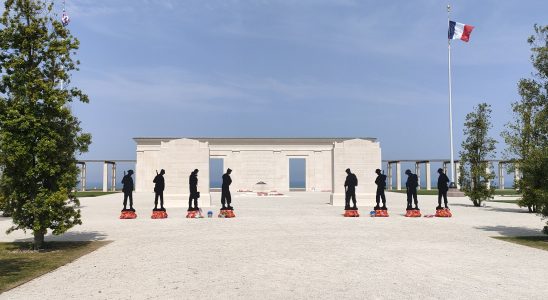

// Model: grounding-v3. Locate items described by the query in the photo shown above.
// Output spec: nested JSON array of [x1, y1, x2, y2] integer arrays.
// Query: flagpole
[[447, 4, 456, 187]]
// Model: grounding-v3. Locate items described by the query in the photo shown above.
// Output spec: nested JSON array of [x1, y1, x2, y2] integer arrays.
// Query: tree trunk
[[473, 200, 480, 207], [33, 231, 45, 250], [528, 205, 533, 213]]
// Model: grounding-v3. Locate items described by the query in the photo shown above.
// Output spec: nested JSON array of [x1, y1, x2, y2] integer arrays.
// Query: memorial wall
[[134, 138, 381, 207]]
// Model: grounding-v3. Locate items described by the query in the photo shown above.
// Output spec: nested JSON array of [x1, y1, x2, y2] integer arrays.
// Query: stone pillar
[[387, 162, 393, 190], [443, 162, 448, 175], [498, 162, 504, 190], [415, 162, 421, 190], [330, 139, 381, 206], [158, 138, 211, 207], [514, 163, 520, 188], [425, 161, 431, 190], [111, 163, 117, 192], [102, 162, 108, 192], [396, 162, 401, 190], [82, 163, 87, 191], [455, 162, 461, 189], [485, 164, 491, 189]]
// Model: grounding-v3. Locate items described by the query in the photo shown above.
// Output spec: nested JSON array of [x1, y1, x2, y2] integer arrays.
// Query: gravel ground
[[1, 191, 547, 299]]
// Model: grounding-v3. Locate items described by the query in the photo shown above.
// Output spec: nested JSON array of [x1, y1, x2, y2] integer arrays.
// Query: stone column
[[498, 162, 504, 190], [514, 163, 520, 188], [102, 162, 108, 192], [111, 163, 117, 192], [415, 162, 421, 190], [396, 162, 401, 190], [330, 139, 381, 206], [387, 162, 393, 190], [82, 163, 87, 191], [425, 161, 431, 190], [158, 138, 212, 207], [455, 162, 461, 189], [443, 162, 448, 175], [485, 164, 491, 189]]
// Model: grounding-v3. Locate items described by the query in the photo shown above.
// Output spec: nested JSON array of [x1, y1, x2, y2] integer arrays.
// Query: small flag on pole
[[448, 21, 474, 42]]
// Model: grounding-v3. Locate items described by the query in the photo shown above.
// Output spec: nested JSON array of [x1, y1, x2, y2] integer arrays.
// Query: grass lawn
[[389, 189, 438, 195], [493, 236, 548, 252], [75, 191, 119, 197], [0, 241, 110, 293]]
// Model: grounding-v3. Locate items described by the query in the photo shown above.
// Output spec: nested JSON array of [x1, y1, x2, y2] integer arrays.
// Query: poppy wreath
[[186, 211, 203, 218], [435, 208, 452, 218], [375, 210, 389, 217], [405, 210, 422, 218], [120, 211, 137, 219], [151, 210, 168, 219], [344, 210, 360, 217], [218, 210, 236, 218]]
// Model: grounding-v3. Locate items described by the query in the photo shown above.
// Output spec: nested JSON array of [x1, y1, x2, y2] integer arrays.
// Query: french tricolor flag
[[448, 21, 474, 42]]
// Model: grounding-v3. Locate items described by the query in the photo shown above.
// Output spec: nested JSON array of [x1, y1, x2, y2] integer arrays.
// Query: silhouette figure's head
[[375, 169, 381, 175], [193, 169, 199, 175], [437, 168, 444, 174], [127, 170, 134, 175], [346, 168, 351, 174], [160, 169, 165, 175], [227, 168, 232, 174], [405, 169, 412, 175]]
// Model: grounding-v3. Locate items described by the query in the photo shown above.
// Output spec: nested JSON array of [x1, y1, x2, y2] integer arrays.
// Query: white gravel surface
[[1, 191, 547, 299]]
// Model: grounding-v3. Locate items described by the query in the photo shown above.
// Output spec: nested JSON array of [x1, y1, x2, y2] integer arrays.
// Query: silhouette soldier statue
[[153, 169, 166, 211], [344, 168, 358, 210], [122, 170, 134, 211], [437, 168, 450, 209], [221, 168, 233, 210], [374, 169, 387, 210], [405, 169, 419, 210], [188, 169, 199, 211]]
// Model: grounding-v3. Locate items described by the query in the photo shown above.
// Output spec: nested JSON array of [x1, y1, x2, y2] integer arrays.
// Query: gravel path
[[1, 192, 547, 299]]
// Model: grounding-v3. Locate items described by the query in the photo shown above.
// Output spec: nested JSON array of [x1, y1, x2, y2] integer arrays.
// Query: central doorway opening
[[289, 158, 306, 191], [210, 157, 224, 191]]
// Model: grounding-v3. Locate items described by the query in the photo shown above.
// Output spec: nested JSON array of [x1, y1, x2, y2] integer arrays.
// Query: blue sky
[[59, 0, 547, 162]]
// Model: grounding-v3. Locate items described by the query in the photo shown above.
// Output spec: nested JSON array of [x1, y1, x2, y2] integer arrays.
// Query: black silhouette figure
[[344, 168, 358, 210], [405, 169, 419, 210], [437, 168, 450, 209], [221, 168, 233, 210], [188, 169, 199, 211], [153, 169, 165, 211], [122, 170, 134, 211], [374, 169, 387, 210]]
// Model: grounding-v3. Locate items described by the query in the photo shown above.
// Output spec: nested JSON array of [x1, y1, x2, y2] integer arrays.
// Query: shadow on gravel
[[14, 231, 108, 243], [450, 203, 529, 214], [474, 225, 542, 236]]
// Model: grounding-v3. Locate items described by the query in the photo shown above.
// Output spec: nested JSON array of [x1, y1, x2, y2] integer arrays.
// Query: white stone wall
[[135, 138, 381, 206], [136, 138, 211, 207], [210, 149, 333, 192], [330, 139, 382, 206]]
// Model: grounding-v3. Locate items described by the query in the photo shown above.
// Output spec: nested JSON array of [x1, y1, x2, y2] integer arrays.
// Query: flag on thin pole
[[448, 21, 474, 42]]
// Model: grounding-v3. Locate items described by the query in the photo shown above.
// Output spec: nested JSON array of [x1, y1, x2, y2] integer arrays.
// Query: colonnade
[[76, 160, 136, 191], [384, 159, 519, 190], [75, 159, 520, 192]]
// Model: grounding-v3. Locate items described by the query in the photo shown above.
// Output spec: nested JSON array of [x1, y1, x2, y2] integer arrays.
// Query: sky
[[50, 0, 547, 165]]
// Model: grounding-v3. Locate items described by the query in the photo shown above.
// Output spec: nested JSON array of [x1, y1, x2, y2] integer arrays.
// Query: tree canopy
[[0, 0, 91, 248], [459, 103, 497, 207]]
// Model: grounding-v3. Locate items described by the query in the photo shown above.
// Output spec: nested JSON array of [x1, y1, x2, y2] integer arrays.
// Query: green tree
[[502, 24, 548, 230], [0, 0, 91, 249], [458, 103, 497, 207]]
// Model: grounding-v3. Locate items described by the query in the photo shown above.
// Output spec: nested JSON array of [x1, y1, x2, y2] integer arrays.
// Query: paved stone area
[[1, 192, 547, 299]]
